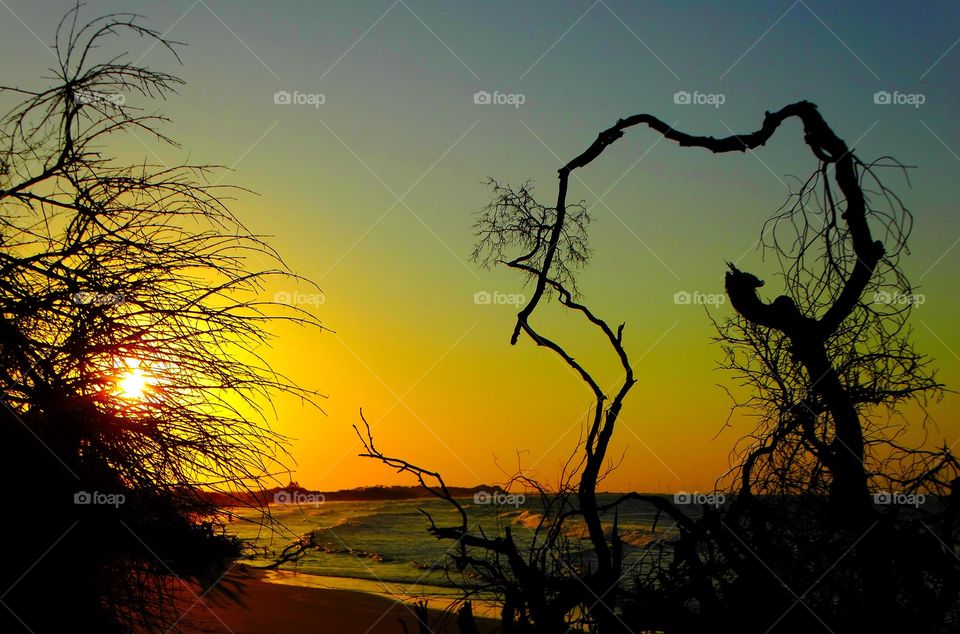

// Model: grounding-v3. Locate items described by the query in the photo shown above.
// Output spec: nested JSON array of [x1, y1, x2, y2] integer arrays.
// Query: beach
[[172, 567, 500, 634], [167, 496, 670, 632]]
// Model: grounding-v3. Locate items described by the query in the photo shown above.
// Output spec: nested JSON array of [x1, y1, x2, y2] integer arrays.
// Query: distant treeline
[[200, 483, 509, 507]]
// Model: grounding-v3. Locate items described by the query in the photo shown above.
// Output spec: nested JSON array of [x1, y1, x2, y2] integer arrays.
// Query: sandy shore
[[169, 567, 500, 633]]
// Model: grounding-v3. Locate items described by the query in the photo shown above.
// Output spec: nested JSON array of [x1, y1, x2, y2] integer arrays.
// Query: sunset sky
[[3, 1, 958, 492]]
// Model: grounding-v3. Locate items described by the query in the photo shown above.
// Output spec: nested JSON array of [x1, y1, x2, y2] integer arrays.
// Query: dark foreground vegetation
[[1, 5, 957, 633], [356, 103, 960, 632], [0, 7, 321, 631]]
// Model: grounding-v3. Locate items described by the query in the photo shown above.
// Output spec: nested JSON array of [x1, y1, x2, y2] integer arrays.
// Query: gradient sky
[[3, 1, 958, 492]]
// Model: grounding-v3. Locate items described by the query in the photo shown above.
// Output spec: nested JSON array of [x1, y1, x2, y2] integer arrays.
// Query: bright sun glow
[[116, 359, 154, 400]]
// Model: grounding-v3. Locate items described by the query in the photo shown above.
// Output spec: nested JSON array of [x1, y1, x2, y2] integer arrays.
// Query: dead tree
[[359, 101, 959, 631], [357, 183, 668, 631], [550, 101, 958, 629], [529, 102, 870, 519]]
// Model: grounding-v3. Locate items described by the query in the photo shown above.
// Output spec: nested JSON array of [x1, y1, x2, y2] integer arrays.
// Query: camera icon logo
[[74, 491, 92, 505], [673, 491, 691, 504], [872, 491, 892, 505], [673, 91, 692, 105], [274, 490, 292, 504], [474, 291, 492, 305], [673, 291, 692, 305], [274, 90, 292, 105], [473, 490, 491, 504], [473, 91, 492, 105], [873, 91, 892, 105]]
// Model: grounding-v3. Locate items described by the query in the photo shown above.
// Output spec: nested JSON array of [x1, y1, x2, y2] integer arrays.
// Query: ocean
[[226, 494, 693, 611]]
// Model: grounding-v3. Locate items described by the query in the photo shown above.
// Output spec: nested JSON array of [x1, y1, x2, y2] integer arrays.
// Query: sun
[[116, 358, 154, 400]]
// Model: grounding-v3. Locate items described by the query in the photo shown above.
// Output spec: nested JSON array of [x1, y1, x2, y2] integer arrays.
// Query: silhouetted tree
[[356, 177, 669, 632], [714, 151, 952, 503], [359, 101, 960, 633], [0, 6, 322, 631]]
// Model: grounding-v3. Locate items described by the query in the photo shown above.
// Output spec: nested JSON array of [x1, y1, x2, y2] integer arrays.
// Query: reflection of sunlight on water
[[227, 496, 681, 612]]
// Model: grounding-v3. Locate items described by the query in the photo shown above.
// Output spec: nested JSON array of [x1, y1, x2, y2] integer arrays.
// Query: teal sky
[[2, 1, 959, 491]]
